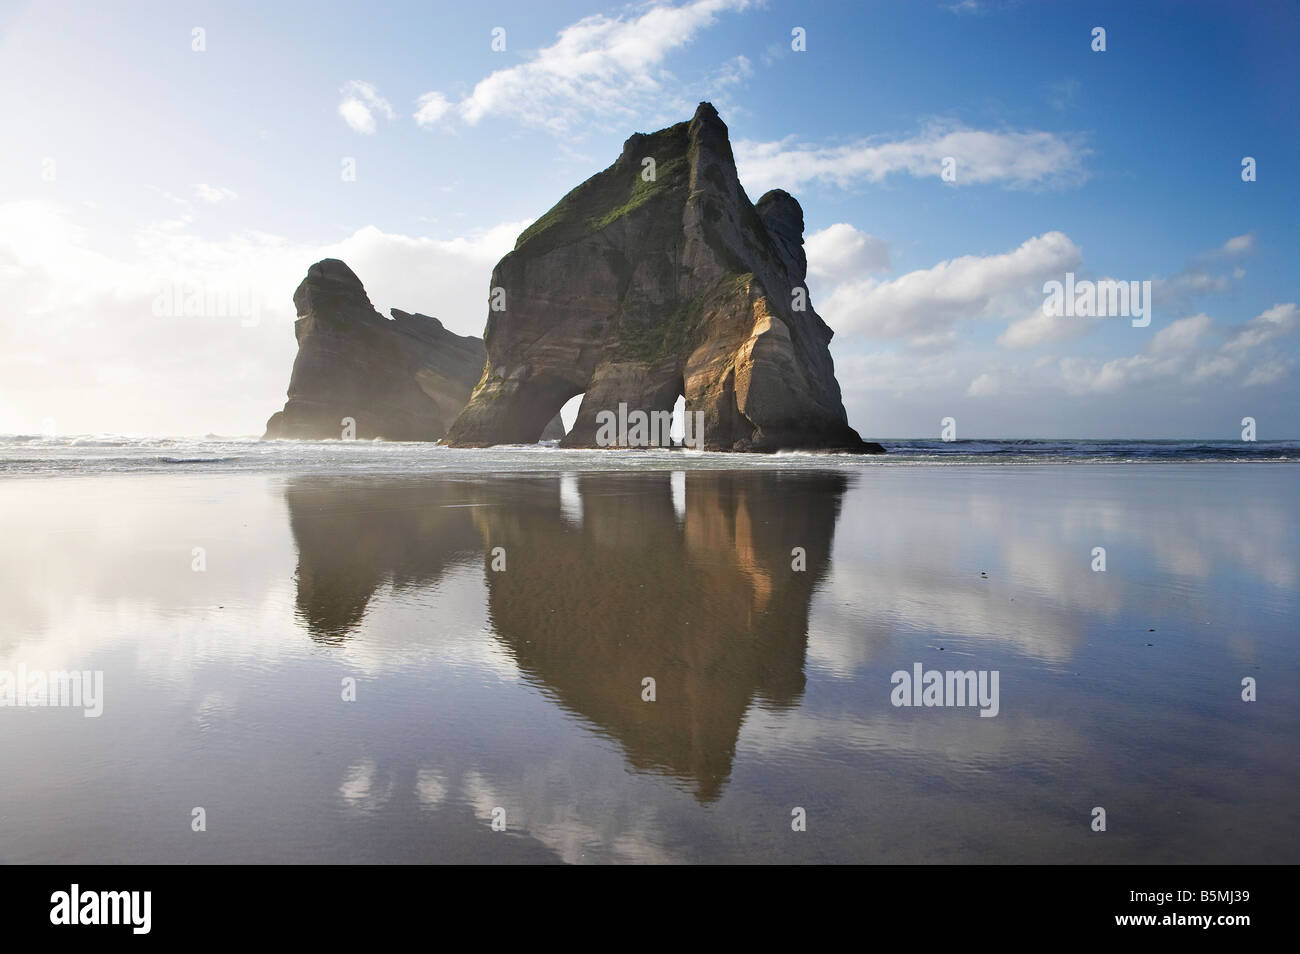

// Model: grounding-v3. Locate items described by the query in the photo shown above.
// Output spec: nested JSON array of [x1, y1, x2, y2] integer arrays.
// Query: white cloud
[[1137, 233, 1256, 314], [963, 362, 1039, 398], [1220, 233, 1255, 256], [193, 184, 237, 204], [967, 371, 1001, 396], [430, 0, 751, 134], [708, 53, 752, 90], [1052, 303, 1298, 394], [820, 231, 1081, 347], [805, 223, 890, 281], [1153, 269, 1228, 302], [821, 228, 1294, 417], [735, 123, 1088, 194], [1148, 313, 1212, 355], [413, 91, 452, 127], [1243, 357, 1291, 387], [0, 198, 533, 435], [833, 350, 961, 396], [1222, 302, 1297, 353], [1057, 353, 1169, 394], [338, 81, 395, 134], [1046, 78, 1080, 112], [998, 305, 1100, 350], [1003, 233, 1254, 351]]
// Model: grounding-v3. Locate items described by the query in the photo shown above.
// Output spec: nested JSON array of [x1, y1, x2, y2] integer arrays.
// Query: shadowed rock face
[[264, 259, 563, 441], [444, 103, 882, 453]]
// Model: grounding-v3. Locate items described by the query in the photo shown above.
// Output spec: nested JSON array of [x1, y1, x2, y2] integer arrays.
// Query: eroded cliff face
[[264, 259, 563, 441], [444, 102, 882, 453]]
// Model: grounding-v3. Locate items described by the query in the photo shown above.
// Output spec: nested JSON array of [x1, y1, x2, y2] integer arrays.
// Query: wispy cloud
[[338, 81, 394, 134], [0, 197, 537, 434], [1143, 233, 1256, 314], [193, 184, 237, 204], [1046, 78, 1080, 111], [1222, 302, 1297, 353], [999, 235, 1254, 352], [806, 223, 891, 280], [736, 123, 1090, 194], [997, 303, 1102, 350], [707, 53, 752, 90], [415, 0, 751, 135], [1219, 233, 1255, 256], [820, 231, 1082, 349], [413, 91, 453, 128], [1055, 303, 1298, 394]]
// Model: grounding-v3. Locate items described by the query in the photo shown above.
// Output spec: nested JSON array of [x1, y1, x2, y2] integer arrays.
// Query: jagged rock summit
[[444, 102, 882, 453], [264, 259, 563, 441]]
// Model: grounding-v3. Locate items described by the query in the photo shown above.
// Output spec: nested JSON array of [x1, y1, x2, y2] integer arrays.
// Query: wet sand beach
[[1, 462, 1296, 863]]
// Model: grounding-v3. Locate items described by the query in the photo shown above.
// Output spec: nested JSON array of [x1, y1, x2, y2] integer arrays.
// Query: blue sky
[[1, 0, 1296, 438]]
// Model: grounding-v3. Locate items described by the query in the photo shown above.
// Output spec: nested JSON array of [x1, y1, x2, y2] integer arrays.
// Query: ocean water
[[0, 434, 1296, 477], [0, 444, 1296, 863]]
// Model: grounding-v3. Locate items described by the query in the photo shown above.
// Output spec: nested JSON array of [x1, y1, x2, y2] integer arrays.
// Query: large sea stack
[[264, 259, 563, 441], [444, 102, 882, 453]]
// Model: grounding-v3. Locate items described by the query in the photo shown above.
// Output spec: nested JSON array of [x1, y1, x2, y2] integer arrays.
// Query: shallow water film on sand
[[2, 461, 1294, 863]]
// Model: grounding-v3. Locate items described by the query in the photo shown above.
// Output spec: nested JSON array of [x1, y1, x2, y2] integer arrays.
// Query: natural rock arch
[[444, 103, 883, 453]]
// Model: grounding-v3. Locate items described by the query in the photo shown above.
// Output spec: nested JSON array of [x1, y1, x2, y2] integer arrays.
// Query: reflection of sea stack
[[445, 103, 882, 453], [282, 471, 849, 800], [284, 477, 485, 642], [476, 470, 850, 801]]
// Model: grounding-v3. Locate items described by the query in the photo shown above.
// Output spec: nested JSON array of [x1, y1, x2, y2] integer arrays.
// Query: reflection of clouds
[[1000, 537, 1122, 615], [1150, 539, 1214, 578], [460, 768, 502, 824], [738, 705, 1090, 767], [339, 759, 393, 812], [193, 689, 235, 731], [802, 594, 888, 675], [1055, 470, 1300, 590], [0, 586, 300, 693], [0, 560, 509, 685], [527, 808, 677, 866], [415, 767, 448, 809], [821, 517, 1095, 668], [1058, 496, 1130, 537], [458, 764, 679, 864], [819, 560, 1083, 666], [1147, 500, 1296, 589], [814, 467, 1298, 676], [332, 564, 517, 679], [0, 476, 517, 686], [975, 471, 1298, 593], [0, 474, 295, 668]]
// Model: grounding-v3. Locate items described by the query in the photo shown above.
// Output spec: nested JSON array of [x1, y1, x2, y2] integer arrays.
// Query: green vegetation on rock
[[614, 272, 751, 364], [513, 122, 691, 258]]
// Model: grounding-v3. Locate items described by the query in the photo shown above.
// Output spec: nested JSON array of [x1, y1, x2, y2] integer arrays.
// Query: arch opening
[[559, 393, 585, 438]]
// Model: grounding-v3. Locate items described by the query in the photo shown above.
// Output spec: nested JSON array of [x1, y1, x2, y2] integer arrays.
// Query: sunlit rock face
[[264, 259, 563, 442], [444, 103, 882, 453]]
